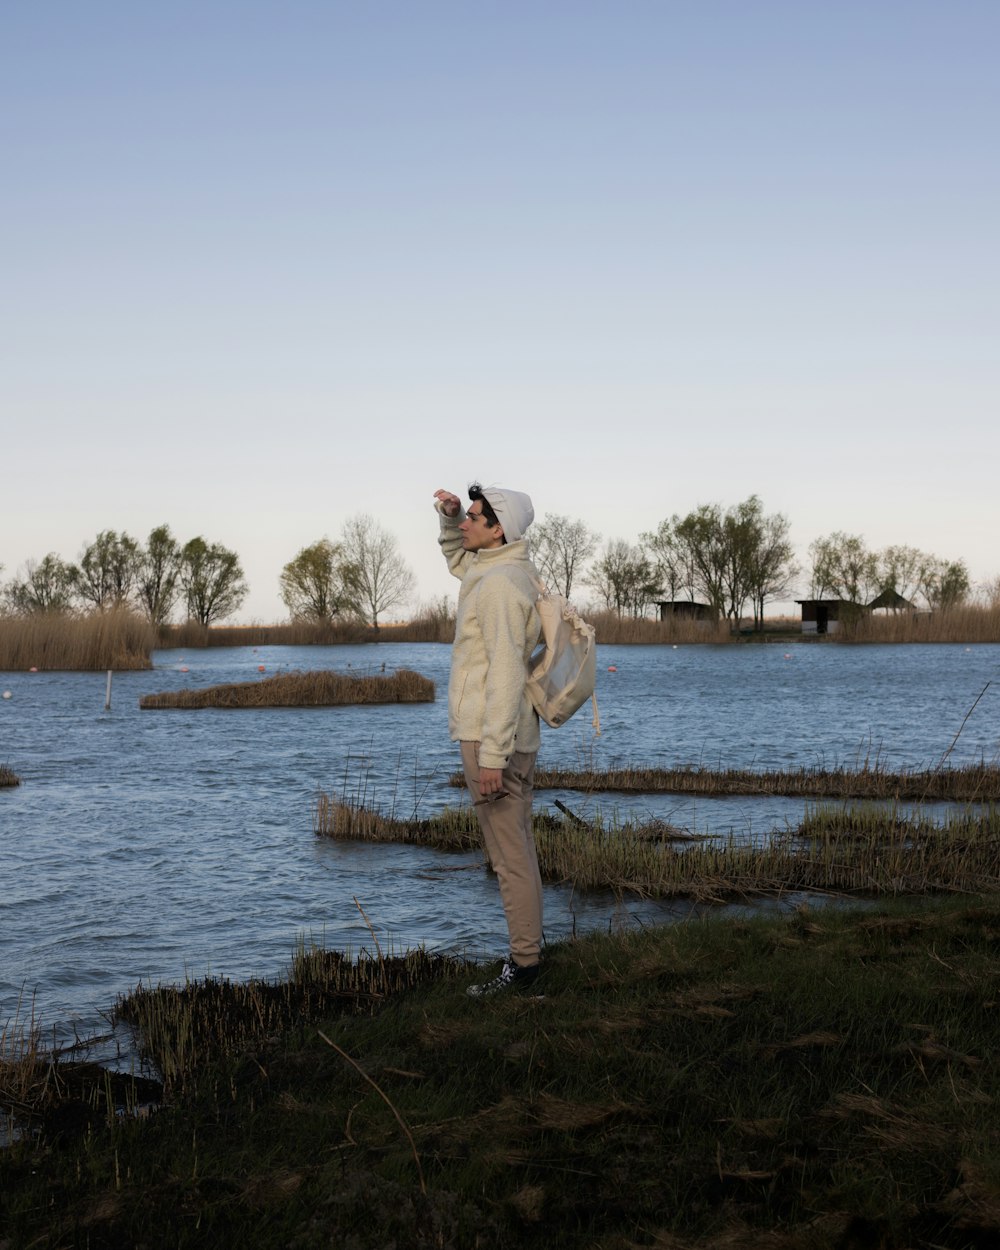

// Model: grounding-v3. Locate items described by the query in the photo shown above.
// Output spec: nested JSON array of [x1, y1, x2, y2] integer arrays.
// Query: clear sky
[[2, 1, 997, 621]]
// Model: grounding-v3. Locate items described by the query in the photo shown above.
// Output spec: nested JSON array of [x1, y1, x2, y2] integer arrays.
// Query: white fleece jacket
[[437, 507, 541, 769]]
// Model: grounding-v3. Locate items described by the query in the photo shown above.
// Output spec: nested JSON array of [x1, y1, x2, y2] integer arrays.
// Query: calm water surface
[[1, 641, 998, 1050]]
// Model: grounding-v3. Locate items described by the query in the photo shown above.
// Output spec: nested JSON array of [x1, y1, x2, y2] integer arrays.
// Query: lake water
[[2, 641, 999, 1053]]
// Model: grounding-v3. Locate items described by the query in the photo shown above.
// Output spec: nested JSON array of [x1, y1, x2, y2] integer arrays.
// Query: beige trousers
[[460, 741, 543, 967]]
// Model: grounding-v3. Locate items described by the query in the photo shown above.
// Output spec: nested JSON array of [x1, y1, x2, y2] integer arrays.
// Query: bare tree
[[531, 514, 599, 600], [279, 538, 353, 623], [3, 554, 77, 614], [979, 575, 1000, 608], [339, 514, 415, 628], [135, 525, 182, 627], [179, 537, 248, 627]]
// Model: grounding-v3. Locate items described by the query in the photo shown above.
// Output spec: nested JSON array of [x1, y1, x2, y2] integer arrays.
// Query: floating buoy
[[258, 665, 266, 672], [2, 691, 11, 700], [784, 653, 792, 659], [29, 667, 38, 673], [607, 665, 617, 672], [179, 666, 189, 673]]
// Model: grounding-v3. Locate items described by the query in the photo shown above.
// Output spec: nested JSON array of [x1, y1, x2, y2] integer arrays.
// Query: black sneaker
[[466, 955, 540, 998]]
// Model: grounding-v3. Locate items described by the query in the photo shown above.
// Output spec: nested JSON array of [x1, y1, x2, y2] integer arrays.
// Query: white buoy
[[105, 670, 112, 711], [2, 691, 11, 700]]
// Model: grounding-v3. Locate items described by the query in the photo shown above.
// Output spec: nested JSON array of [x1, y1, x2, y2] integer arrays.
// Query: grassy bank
[[0, 609, 156, 670], [139, 668, 435, 709], [5, 896, 1000, 1247], [527, 761, 1000, 802], [314, 797, 1000, 899]]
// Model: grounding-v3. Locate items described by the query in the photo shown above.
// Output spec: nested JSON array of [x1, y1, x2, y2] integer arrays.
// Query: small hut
[[866, 589, 916, 613], [655, 600, 716, 623], [795, 599, 864, 635]]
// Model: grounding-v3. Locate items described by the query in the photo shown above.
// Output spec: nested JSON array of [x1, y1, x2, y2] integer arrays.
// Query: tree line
[[0, 516, 415, 629], [2, 497, 982, 629], [531, 498, 977, 622]]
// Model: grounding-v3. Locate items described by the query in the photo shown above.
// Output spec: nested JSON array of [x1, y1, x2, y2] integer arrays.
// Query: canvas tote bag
[[525, 578, 600, 732]]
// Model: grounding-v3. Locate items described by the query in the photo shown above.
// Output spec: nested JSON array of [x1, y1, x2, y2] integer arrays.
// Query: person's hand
[[433, 489, 462, 518], [478, 766, 504, 795]]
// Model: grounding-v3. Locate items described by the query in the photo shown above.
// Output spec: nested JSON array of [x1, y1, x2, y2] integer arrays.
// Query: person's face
[[459, 501, 504, 551]]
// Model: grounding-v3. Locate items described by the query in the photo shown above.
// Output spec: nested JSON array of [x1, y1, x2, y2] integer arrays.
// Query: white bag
[[525, 581, 600, 732]]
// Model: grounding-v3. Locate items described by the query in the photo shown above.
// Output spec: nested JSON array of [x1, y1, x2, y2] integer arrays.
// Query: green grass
[[139, 668, 435, 709], [6, 897, 1000, 1247]]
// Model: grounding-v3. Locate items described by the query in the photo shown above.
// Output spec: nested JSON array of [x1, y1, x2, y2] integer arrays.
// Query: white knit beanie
[[481, 487, 534, 543]]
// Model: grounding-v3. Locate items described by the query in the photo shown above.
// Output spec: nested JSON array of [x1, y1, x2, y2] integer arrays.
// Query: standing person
[[433, 483, 544, 996]]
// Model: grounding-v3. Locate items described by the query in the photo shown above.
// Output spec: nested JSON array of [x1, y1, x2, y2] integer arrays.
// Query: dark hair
[[468, 482, 505, 540]]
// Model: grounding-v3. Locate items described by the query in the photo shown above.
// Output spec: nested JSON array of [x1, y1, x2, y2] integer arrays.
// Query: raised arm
[[433, 487, 474, 580]]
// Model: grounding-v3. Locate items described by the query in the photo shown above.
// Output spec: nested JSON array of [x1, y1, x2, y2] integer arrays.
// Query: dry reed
[[159, 610, 455, 650], [0, 765, 19, 788], [1, 992, 45, 1130], [0, 609, 156, 671], [586, 610, 731, 645], [314, 797, 483, 849], [530, 761, 1000, 802], [139, 668, 435, 709], [840, 604, 1000, 644]]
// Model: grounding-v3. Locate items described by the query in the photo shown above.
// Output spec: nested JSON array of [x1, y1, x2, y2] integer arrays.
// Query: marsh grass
[[139, 668, 435, 709], [314, 797, 484, 849], [114, 948, 470, 1093], [7, 897, 1000, 1247], [0, 608, 156, 670], [315, 795, 1000, 900], [0, 764, 19, 788], [530, 760, 1000, 802], [1, 993, 45, 1136]]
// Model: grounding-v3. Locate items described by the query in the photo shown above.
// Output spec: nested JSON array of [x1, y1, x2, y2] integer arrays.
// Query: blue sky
[[2, 1, 997, 621]]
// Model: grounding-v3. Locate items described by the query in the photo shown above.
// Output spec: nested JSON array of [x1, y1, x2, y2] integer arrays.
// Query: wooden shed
[[655, 600, 716, 623], [795, 599, 864, 635]]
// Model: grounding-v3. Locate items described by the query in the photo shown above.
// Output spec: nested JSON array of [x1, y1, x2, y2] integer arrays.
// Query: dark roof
[[866, 589, 916, 610], [794, 599, 863, 608]]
